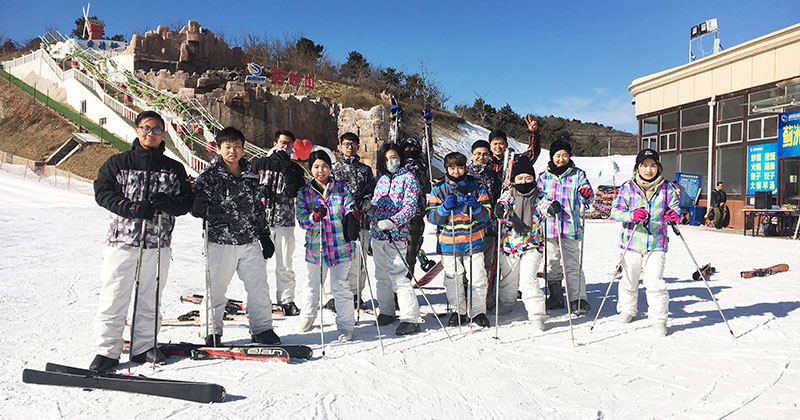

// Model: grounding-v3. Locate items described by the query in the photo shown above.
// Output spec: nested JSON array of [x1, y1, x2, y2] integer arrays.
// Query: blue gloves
[[463, 195, 481, 213], [443, 194, 461, 210]]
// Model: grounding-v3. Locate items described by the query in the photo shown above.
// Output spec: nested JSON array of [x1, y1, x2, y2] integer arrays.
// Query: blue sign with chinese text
[[778, 109, 800, 157], [747, 142, 778, 194], [675, 172, 701, 208]]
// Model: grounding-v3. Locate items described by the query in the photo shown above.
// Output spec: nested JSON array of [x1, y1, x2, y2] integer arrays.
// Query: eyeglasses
[[138, 126, 164, 135], [340, 142, 358, 148]]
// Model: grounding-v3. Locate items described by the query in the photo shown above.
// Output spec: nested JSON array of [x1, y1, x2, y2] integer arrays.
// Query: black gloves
[[192, 194, 210, 219], [343, 212, 360, 242], [150, 192, 178, 215], [128, 201, 155, 220], [259, 234, 275, 259], [547, 200, 562, 216]]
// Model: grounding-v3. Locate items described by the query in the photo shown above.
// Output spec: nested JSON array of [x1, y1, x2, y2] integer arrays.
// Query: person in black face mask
[[493, 155, 551, 330], [399, 137, 430, 277]]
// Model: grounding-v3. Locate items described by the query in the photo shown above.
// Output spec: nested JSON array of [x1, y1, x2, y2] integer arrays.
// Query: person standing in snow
[[329, 132, 375, 311], [296, 151, 360, 342], [192, 127, 280, 346], [494, 155, 553, 330], [467, 140, 502, 306], [370, 143, 423, 335], [537, 140, 594, 315], [91, 110, 193, 372], [426, 152, 492, 328], [251, 130, 306, 316], [610, 149, 681, 337]]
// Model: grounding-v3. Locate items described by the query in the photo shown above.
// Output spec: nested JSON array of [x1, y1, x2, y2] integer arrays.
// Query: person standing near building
[[296, 151, 359, 342], [610, 149, 681, 337], [711, 181, 727, 229], [192, 127, 280, 346], [370, 143, 423, 335], [537, 140, 594, 315], [330, 132, 375, 311], [91, 111, 193, 372], [252, 130, 306, 316]]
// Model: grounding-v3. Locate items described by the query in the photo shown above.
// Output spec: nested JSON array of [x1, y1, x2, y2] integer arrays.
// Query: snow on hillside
[[1, 163, 800, 419], [435, 122, 635, 188]]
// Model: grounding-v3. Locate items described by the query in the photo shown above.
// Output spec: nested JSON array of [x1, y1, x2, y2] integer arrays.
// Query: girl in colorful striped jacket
[[370, 143, 423, 336], [494, 155, 554, 331], [610, 149, 681, 337], [537, 140, 594, 315], [426, 152, 492, 328], [295, 151, 358, 342]]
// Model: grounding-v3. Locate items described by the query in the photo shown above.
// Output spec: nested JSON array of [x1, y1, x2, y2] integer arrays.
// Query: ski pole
[[128, 219, 147, 373], [670, 222, 735, 338], [579, 205, 586, 290], [203, 216, 217, 346], [318, 184, 329, 357], [356, 229, 363, 325], [589, 223, 637, 332], [153, 213, 162, 365], [493, 216, 503, 340], [555, 221, 576, 346], [359, 239, 385, 353], [387, 234, 452, 341], [468, 210, 473, 321], [449, 210, 462, 333]]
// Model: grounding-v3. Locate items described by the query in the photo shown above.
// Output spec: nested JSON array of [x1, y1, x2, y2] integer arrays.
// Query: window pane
[[681, 127, 709, 149], [680, 151, 709, 194], [661, 111, 678, 131], [642, 136, 656, 150], [787, 83, 800, 96], [764, 116, 778, 138], [716, 125, 728, 144], [642, 116, 658, 134], [730, 122, 742, 142], [748, 119, 761, 140], [681, 104, 709, 127], [717, 96, 745, 121], [716, 146, 743, 195], [661, 153, 678, 181], [782, 159, 800, 206], [749, 87, 784, 115]]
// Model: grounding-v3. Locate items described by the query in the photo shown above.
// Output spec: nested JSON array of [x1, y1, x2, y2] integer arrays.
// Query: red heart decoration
[[293, 139, 313, 161]]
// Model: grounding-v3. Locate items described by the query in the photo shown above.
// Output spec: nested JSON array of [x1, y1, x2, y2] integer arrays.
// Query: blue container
[[688, 206, 707, 226]]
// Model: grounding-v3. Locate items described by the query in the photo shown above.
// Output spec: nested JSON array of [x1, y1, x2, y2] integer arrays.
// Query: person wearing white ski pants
[[270, 226, 297, 304], [201, 241, 274, 336], [300, 261, 354, 333], [497, 251, 546, 320], [94, 246, 171, 359], [618, 251, 668, 324], [372, 240, 422, 323], [442, 252, 488, 317], [544, 237, 586, 301]]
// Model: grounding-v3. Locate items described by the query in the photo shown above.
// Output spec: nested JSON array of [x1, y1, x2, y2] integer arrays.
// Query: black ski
[[22, 363, 226, 403]]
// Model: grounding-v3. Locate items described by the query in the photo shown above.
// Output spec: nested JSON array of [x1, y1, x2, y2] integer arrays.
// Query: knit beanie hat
[[549, 140, 572, 160], [511, 155, 535, 178]]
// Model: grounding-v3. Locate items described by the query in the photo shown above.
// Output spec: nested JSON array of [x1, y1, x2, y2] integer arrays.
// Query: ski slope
[[1, 164, 799, 419]]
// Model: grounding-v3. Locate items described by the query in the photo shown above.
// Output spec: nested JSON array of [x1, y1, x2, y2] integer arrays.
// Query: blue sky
[[2, 0, 798, 133]]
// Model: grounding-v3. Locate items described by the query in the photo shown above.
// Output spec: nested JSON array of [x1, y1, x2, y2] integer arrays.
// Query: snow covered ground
[[1, 163, 800, 419]]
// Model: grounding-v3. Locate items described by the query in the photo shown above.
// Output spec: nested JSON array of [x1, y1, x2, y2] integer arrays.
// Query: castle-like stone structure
[[125, 21, 245, 74]]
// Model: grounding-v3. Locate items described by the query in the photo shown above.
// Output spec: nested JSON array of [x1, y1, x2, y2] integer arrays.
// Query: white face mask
[[387, 159, 401, 174]]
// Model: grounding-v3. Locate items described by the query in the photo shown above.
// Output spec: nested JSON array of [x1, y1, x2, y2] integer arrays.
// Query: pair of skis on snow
[[23, 342, 314, 403]]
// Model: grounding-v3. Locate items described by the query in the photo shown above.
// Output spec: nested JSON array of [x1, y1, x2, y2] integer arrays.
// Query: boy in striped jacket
[[295, 151, 359, 342], [537, 140, 594, 315], [426, 152, 492, 328], [610, 149, 681, 337]]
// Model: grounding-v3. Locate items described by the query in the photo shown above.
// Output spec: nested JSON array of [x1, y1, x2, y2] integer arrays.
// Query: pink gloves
[[632, 208, 649, 222], [664, 209, 681, 223]]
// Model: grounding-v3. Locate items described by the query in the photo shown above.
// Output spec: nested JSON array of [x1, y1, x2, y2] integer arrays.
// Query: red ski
[[413, 261, 443, 288], [740, 264, 789, 278]]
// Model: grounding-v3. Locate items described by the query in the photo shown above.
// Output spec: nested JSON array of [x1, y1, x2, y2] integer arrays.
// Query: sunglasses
[[138, 126, 164, 135]]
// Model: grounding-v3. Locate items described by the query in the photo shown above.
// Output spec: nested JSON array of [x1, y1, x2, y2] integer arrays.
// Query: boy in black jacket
[[91, 111, 193, 372]]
